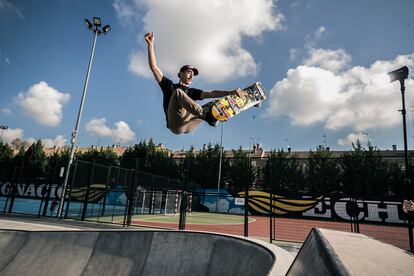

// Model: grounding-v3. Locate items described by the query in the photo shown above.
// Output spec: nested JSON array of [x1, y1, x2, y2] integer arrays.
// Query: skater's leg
[[178, 117, 204, 134], [167, 88, 205, 134], [172, 88, 204, 117]]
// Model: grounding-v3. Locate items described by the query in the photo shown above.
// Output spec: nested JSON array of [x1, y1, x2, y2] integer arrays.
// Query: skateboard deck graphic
[[211, 82, 267, 121]]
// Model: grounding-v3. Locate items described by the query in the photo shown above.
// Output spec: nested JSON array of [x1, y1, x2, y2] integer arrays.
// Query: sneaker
[[204, 111, 218, 127], [202, 102, 218, 127]]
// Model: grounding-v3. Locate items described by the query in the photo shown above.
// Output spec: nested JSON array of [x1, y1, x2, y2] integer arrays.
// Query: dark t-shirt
[[158, 76, 203, 126]]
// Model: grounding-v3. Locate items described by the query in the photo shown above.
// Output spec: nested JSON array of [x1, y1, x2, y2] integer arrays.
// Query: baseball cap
[[179, 65, 199, 76]]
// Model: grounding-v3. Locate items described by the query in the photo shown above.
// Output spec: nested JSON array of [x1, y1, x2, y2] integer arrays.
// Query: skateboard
[[210, 82, 267, 121]]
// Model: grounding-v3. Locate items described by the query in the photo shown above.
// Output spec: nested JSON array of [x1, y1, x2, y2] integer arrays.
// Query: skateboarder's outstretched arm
[[145, 32, 163, 83], [200, 89, 243, 100]]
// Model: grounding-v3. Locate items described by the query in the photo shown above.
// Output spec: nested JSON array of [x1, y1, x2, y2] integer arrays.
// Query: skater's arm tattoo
[[145, 32, 163, 83], [200, 88, 243, 99]]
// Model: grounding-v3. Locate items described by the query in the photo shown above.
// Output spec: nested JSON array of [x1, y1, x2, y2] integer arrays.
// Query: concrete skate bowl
[[0, 230, 291, 276]]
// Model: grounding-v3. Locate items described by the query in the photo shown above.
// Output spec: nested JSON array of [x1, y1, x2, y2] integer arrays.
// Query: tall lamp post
[[57, 17, 111, 218], [0, 125, 8, 142], [387, 66, 413, 252]]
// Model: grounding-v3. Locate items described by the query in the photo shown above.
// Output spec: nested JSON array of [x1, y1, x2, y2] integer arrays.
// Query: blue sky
[[1, 0, 414, 152]]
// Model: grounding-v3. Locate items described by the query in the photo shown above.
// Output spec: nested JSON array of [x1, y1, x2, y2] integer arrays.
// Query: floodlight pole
[[57, 24, 100, 218], [399, 78, 414, 252], [400, 78, 409, 185]]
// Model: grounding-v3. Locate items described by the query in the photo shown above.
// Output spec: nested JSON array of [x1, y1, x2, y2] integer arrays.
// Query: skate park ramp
[[286, 228, 414, 276], [0, 230, 293, 276]]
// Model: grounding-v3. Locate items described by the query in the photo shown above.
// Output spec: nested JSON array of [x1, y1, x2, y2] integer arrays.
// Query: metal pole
[[400, 79, 414, 252], [244, 157, 249, 237], [216, 122, 224, 212], [57, 29, 99, 218]]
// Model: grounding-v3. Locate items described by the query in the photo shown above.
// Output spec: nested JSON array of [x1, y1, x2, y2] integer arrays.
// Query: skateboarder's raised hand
[[145, 32, 163, 83], [144, 32, 154, 44]]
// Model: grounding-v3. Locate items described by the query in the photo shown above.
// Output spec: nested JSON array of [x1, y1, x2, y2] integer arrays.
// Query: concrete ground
[[0, 213, 302, 256], [0, 213, 296, 276]]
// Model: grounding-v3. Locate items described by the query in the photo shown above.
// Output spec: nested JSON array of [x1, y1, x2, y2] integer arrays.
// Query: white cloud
[[304, 48, 351, 73], [314, 26, 326, 40], [337, 133, 368, 146], [116, 0, 284, 83], [289, 48, 298, 61], [0, 49, 10, 65], [86, 118, 136, 143], [16, 81, 70, 127], [1, 108, 11, 115], [113, 0, 141, 26], [304, 26, 326, 49], [85, 118, 112, 137], [25, 138, 35, 146], [41, 135, 66, 148], [265, 51, 414, 134], [265, 65, 345, 126], [1, 127, 24, 144], [0, 0, 24, 19]]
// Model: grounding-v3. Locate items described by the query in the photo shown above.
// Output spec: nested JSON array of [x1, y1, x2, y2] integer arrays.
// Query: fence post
[[179, 161, 189, 230], [8, 158, 25, 213], [42, 161, 59, 217], [81, 161, 95, 221], [124, 160, 139, 227], [100, 165, 112, 217], [244, 158, 250, 237], [269, 159, 273, 243], [126, 167, 137, 226], [63, 160, 78, 219]]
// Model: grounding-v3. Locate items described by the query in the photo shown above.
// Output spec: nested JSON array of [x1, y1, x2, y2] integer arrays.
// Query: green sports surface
[[97, 212, 254, 225]]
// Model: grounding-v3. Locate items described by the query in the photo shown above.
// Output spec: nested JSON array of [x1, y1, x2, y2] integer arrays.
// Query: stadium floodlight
[[388, 66, 408, 83], [102, 25, 111, 35], [57, 17, 111, 218], [388, 65, 413, 252], [93, 17, 102, 27], [84, 19, 93, 30]]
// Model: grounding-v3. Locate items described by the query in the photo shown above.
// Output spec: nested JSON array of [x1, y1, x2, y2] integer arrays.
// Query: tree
[[188, 143, 229, 188], [10, 138, 30, 150], [120, 139, 179, 178], [340, 141, 392, 196], [77, 147, 120, 166], [305, 147, 341, 193], [45, 148, 70, 180], [263, 150, 304, 192], [22, 139, 47, 179], [388, 162, 405, 197], [0, 142, 14, 178], [226, 146, 255, 192]]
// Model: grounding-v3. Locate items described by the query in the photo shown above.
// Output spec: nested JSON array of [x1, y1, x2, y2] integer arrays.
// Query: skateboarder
[[145, 32, 242, 134]]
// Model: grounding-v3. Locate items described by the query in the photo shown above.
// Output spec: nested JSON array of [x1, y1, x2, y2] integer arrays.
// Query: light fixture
[[93, 17, 102, 27], [84, 19, 93, 30], [102, 25, 111, 34], [388, 66, 408, 83]]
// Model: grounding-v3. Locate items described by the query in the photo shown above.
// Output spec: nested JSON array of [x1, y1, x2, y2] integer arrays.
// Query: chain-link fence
[[1, 155, 413, 251]]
